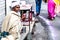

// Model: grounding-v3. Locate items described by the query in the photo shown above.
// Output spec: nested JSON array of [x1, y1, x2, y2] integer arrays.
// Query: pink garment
[[48, 0, 56, 19]]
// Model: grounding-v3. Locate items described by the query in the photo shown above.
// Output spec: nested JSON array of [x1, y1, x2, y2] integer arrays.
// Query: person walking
[[35, 0, 42, 16], [48, 0, 56, 20], [1, 1, 21, 40], [54, 0, 60, 14]]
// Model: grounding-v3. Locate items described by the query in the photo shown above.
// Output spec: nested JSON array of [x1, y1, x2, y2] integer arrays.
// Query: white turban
[[11, 1, 20, 8]]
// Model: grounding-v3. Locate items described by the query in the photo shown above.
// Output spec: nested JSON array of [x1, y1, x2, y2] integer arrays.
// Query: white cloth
[[11, 2, 20, 8], [1, 35, 15, 40], [2, 11, 22, 40]]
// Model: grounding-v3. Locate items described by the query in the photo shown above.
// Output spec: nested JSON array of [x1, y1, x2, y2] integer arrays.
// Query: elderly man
[[1, 1, 21, 40]]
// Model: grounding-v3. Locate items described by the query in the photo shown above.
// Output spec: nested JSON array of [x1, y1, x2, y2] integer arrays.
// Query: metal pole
[[27, 2, 33, 39], [5, 0, 7, 16], [27, 11, 32, 40], [27, 1, 31, 40]]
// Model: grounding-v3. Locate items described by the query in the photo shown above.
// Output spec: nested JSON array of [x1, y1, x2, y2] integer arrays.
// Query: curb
[[37, 15, 53, 40]]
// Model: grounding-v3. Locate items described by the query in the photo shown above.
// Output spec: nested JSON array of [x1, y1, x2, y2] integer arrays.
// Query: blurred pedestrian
[[2, 1, 21, 40], [35, 0, 42, 16], [54, 0, 60, 14], [48, 0, 56, 20]]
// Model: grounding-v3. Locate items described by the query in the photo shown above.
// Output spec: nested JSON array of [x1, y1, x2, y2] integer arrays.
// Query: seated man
[[2, 1, 21, 40]]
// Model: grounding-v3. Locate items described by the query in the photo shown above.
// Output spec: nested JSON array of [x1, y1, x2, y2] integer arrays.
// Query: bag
[[1, 31, 9, 37], [0, 31, 9, 40]]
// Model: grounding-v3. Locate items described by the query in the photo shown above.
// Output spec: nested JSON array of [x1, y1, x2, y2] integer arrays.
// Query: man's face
[[14, 5, 20, 12]]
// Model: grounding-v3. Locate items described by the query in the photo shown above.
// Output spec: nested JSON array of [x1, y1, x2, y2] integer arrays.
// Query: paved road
[[32, 1, 49, 40], [40, 1, 60, 40], [32, 1, 60, 40]]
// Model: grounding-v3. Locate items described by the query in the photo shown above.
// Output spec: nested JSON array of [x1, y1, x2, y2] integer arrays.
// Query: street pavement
[[32, 1, 60, 40], [32, 1, 49, 40], [40, 1, 60, 40]]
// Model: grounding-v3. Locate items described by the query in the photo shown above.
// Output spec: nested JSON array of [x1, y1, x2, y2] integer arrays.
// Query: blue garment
[[35, 0, 42, 14]]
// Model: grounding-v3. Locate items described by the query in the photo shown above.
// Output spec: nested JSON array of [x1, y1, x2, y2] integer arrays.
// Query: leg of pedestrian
[[48, 0, 56, 20], [35, 0, 42, 16]]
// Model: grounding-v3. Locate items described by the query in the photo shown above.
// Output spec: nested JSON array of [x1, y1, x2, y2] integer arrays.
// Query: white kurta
[[2, 11, 22, 40]]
